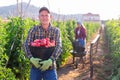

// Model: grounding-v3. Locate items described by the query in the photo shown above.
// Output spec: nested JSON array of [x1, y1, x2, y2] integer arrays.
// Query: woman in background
[[74, 21, 86, 48]]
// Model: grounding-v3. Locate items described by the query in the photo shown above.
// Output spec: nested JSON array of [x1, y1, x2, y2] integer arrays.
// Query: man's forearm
[[50, 44, 62, 61], [24, 41, 32, 59]]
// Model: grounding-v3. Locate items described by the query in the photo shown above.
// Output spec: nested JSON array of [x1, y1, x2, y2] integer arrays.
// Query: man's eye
[[41, 15, 49, 17]]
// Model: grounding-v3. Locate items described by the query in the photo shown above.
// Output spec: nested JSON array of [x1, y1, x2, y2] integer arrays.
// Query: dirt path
[[57, 24, 110, 80]]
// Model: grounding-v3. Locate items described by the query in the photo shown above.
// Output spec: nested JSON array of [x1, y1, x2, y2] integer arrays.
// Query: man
[[24, 7, 62, 80]]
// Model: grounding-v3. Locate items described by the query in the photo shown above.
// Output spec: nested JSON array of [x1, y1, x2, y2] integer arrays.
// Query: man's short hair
[[39, 7, 50, 13]]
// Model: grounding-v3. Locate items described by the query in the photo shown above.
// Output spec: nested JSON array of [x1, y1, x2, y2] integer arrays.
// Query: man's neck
[[42, 24, 49, 30]]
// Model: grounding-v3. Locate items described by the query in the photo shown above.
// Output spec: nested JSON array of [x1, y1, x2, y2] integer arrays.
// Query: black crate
[[29, 46, 55, 60]]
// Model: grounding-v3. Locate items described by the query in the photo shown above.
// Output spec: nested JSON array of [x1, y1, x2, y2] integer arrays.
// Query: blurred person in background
[[74, 21, 86, 48]]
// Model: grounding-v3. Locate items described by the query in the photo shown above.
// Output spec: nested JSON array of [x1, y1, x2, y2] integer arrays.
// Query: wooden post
[[90, 43, 93, 78], [89, 34, 100, 78]]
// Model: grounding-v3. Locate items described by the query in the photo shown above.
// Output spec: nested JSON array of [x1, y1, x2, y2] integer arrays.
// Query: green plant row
[[0, 17, 38, 80], [105, 19, 120, 80]]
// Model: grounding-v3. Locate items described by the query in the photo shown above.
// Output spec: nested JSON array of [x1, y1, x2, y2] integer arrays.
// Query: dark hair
[[39, 7, 50, 13]]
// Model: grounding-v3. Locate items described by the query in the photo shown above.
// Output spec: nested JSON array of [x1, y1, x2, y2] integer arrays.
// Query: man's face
[[39, 10, 51, 25]]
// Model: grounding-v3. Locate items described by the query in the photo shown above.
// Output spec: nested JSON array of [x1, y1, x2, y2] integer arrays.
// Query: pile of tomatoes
[[30, 38, 55, 48]]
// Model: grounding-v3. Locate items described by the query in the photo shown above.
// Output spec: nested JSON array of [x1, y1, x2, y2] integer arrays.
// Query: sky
[[0, 0, 120, 20]]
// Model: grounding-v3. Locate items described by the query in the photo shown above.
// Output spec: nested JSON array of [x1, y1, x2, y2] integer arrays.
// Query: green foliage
[[0, 67, 16, 80], [1, 17, 38, 79], [65, 20, 76, 42], [0, 20, 8, 67], [84, 22, 100, 41], [105, 19, 120, 80]]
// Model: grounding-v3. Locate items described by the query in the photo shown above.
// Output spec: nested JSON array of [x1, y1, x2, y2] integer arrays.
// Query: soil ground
[[57, 25, 111, 80]]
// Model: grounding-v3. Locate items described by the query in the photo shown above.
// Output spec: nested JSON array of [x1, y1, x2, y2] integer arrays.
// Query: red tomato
[[40, 39, 47, 46], [34, 39, 41, 43], [31, 42, 37, 47], [50, 40, 55, 46], [45, 38, 50, 41], [36, 43, 41, 47]]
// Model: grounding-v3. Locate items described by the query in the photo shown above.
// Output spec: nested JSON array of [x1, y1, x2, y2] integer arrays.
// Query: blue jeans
[[30, 67, 57, 80]]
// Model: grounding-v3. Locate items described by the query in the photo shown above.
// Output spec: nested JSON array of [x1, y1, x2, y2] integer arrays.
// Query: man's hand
[[39, 59, 52, 71], [30, 57, 42, 68]]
